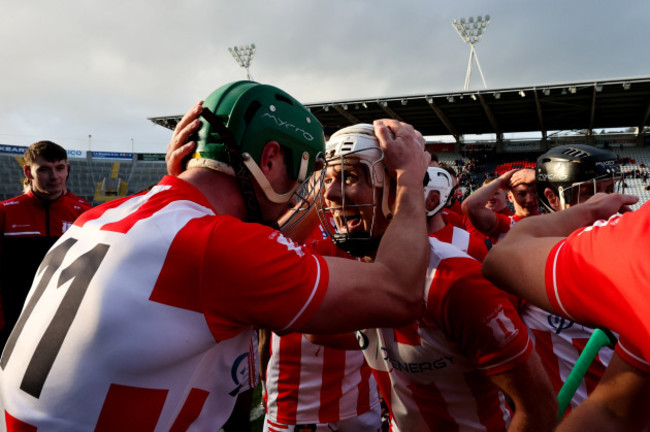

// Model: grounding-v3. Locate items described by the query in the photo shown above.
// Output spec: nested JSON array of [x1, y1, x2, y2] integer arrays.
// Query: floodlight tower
[[228, 44, 256, 81], [452, 15, 490, 90]]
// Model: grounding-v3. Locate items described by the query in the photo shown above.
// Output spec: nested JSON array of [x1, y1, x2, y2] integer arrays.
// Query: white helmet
[[424, 167, 454, 217], [318, 123, 391, 257], [325, 124, 385, 187]]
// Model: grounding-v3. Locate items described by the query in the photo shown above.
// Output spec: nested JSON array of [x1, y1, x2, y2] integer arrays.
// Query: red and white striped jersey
[[429, 223, 488, 262], [0, 175, 329, 431], [520, 302, 614, 414], [360, 238, 533, 432], [264, 332, 380, 425]]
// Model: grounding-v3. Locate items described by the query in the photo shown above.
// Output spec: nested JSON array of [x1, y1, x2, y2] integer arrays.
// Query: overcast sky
[[1, 0, 648, 153]]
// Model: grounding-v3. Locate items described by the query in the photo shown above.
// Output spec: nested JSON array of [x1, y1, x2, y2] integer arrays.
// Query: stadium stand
[[0, 144, 648, 208], [0, 152, 167, 205]]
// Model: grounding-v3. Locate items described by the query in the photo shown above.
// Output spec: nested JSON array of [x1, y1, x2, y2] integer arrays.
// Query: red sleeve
[[201, 216, 329, 339], [616, 337, 650, 373], [308, 236, 354, 259], [463, 215, 482, 237], [545, 207, 650, 365], [441, 209, 465, 229], [486, 212, 512, 239], [428, 257, 532, 376]]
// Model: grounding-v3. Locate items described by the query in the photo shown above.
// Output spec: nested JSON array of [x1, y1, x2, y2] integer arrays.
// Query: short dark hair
[[24, 141, 68, 165]]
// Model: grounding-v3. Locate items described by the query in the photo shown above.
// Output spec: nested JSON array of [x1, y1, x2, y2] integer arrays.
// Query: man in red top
[[0, 140, 91, 349], [462, 168, 539, 245], [483, 175, 514, 217]]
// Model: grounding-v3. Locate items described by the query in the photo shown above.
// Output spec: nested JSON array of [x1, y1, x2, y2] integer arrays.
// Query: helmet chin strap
[[198, 107, 267, 225], [558, 186, 568, 210]]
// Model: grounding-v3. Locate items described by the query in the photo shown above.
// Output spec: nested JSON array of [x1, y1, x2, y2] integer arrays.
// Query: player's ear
[[425, 191, 440, 213], [545, 188, 561, 210], [259, 141, 282, 174], [23, 165, 34, 180]]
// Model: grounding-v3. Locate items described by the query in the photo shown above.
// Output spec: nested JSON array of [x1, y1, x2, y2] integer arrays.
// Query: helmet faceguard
[[188, 81, 326, 225], [317, 124, 390, 258], [424, 167, 454, 217], [536, 144, 622, 212]]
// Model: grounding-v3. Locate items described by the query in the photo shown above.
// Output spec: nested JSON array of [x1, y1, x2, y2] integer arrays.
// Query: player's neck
[[427, 213, 446, 234], [180, 168, 248, 219]]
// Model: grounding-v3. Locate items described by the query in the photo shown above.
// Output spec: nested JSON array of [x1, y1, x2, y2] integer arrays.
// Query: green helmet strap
[[200, 106, 268, 226]]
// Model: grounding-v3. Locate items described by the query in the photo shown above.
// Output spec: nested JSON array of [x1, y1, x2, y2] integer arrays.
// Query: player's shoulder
[[426, 237, 482, 292], [0, 192, 30, 209], [428, 236, 474, 262], [64, 191, 92, 208]]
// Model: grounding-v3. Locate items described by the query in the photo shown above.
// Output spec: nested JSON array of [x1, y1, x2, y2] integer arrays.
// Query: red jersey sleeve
[[545, 206, 650, 365], [428, 257, 532, 376], [616, 337, 650, 373], [442, 209, 465, 229], [486, 212, 513, 239], [307, 236, 355, 259], [201, 216, 329, 340]]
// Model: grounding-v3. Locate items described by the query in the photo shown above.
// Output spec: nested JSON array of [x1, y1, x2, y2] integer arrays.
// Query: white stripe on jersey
[[449, 226, 470, 254], [424, 237, 474, 300], [550, 242, 577, 321], [281, 254, 323, 332]]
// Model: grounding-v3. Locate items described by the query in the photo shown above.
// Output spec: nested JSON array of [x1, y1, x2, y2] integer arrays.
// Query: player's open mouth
[[334, 211, 363, 233]]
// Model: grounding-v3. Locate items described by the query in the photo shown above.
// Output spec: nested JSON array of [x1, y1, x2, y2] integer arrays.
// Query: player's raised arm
[[462, 169, 516, 234]]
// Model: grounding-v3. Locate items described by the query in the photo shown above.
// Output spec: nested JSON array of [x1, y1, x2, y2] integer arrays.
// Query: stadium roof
[[149, 76, 650, 141]]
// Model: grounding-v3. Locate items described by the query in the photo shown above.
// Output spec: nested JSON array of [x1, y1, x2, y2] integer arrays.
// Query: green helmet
[[190, 81, 325, 183]]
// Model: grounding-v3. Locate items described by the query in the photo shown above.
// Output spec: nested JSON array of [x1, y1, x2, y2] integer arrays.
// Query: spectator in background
[[0, 140, 91, 349]]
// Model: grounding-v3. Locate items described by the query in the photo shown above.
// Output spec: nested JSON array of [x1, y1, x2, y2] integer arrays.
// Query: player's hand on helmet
[[508, 168, 536, 189], [582, 192, 638, 221], [373, 119, 430, 187], [166, 101, 202, 176]]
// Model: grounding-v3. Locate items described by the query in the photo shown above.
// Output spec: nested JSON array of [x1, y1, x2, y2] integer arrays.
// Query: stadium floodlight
[[452, 15, 490, 90], [228, 44, 256, 80]]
